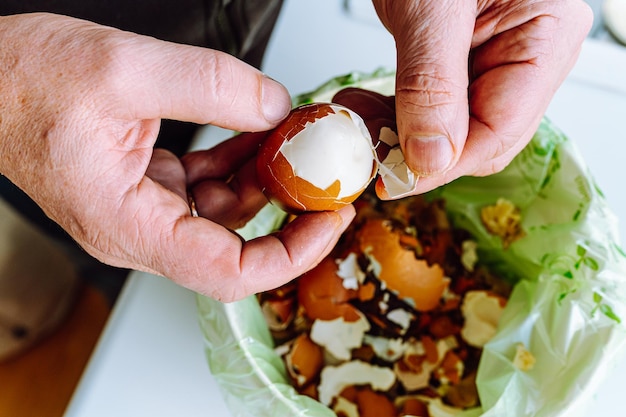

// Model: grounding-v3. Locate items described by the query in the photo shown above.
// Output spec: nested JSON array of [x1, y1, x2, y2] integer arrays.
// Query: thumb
[[375, 1, 475, 176], [103, 29, 292, 132]]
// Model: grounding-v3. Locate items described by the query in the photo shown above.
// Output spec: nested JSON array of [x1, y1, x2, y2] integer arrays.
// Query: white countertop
[[64, 2, 626, 416]]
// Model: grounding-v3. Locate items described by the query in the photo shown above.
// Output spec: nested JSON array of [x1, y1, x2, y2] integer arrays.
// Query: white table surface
[[64, 2, 626, 416]]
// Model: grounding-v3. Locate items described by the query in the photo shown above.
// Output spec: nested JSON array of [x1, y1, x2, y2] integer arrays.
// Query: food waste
[[259, 192, 525, 417]]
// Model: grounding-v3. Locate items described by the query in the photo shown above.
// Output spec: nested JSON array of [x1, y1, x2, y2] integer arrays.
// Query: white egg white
[[278, 105, 375, 197]]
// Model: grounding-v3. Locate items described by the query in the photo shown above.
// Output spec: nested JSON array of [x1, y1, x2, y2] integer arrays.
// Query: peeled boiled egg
[[256, 103, 377, 213]]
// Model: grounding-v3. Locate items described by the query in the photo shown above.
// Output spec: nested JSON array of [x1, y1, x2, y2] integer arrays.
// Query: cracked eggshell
[[355, 388, 397, 417], [363, 335, 407, 362], [357, 218, 449, 311], [317, 360, 396, 406], [396, 397, 429, 417], [284, 333, 324, 388], [434, 350, 464, 385], [333, 396, 360, 417], [394, 337, 455, 391], [374, 126, 419, 199], [310, 313, 370, 361], [260, 297, 296, 332], [257, 103, 377, 213], [336, 252, 366, 290], [297, 256, 361, 322]]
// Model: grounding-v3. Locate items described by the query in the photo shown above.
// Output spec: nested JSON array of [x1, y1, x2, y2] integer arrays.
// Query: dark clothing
[[0, 0, 283, 67], [0, 0, 283, 241]]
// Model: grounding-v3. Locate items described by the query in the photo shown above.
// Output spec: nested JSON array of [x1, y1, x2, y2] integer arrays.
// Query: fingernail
[[261, 76, 291, 124], [405, 134, 454, 176]]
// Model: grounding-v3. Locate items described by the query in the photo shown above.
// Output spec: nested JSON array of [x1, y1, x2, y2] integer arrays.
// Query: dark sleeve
[[0, 0, 283, 68]]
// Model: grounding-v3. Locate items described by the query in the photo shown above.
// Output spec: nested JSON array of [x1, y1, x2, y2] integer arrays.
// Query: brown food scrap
[[390, 200, 412, 224], [408, 196, 450, 232], [398, 397, 429, 417], [351, 344, 376, 363], [285, 333, 324, 388], [398, 233, 420, 250], [403, 352, 426, 374], [428, 315, 462, 339], [444, 372, 480, 409], [421, 335, 439, 364], [418, 230, 456, 270]]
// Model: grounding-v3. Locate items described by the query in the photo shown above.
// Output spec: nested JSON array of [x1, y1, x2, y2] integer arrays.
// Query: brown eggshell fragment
[[444, 372, 480, 409], [398, 398, 429, 417], [256, 103, 377, 213], [333, 396, 360, 417], [285, 333, 324, 388], [299, 381, 319, 400], [435, 350, 464, 385], [339, 385, 359, 403], [297, 257, 361, 322], [357, 219, 448, 311], [421, 335, 439, 364], [358, 281, 377, 302], [356, 388, 397, 417], [260, 297, 296, 332]]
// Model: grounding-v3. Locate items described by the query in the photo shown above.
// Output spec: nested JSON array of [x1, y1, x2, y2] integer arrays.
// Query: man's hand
[[370, 0, 593, 195], [0, 13, 354, 302]]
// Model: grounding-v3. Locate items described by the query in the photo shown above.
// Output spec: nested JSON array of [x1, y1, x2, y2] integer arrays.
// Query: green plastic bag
[[197, 70, 626, 417]]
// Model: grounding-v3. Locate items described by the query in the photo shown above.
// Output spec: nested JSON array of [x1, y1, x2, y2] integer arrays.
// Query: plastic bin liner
[[197, 70, 626, 417]]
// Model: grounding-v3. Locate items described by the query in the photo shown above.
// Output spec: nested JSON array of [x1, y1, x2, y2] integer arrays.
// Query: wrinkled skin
[[0, 0, 592, 301], [0, 13, 354, 302], [344, 0, 592, 197]]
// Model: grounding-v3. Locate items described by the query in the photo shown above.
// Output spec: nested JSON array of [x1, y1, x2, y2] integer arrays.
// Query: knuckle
[[396, 64, 465, 110], [198, 52, 239, 109]]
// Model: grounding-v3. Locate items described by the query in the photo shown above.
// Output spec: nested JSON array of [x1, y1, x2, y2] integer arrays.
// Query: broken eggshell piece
[[284, 333, 324, 388], [375, 126, 419, 199], [317, 360, 396, 406], [256, 102, 419, 213], [357, 218, 449, 312]]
